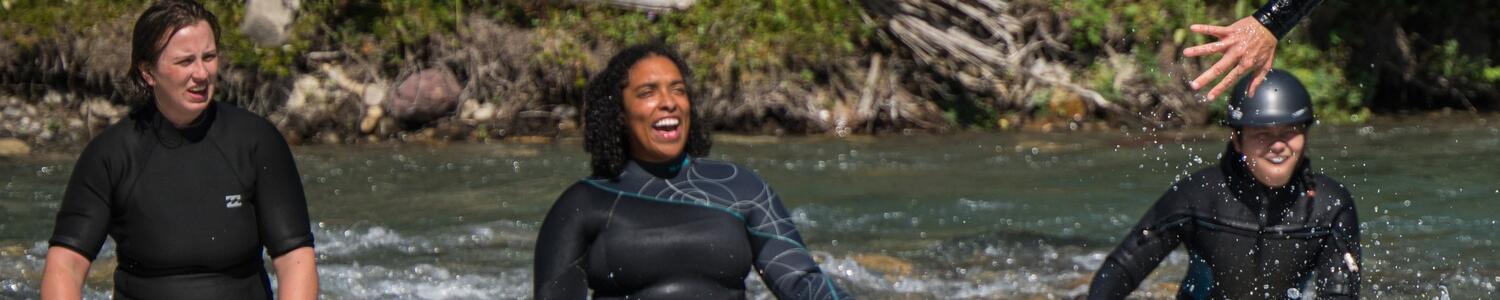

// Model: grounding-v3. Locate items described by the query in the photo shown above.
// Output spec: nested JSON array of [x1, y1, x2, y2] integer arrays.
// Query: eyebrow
[[168, 49, 216, 61]]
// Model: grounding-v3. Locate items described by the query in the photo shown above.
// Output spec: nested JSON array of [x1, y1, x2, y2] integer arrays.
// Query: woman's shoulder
[[1168, 166, 1231, 193], [214, 102, 280, 134], [79, 117, 148, 160], [1310, 173, 1355, 204]]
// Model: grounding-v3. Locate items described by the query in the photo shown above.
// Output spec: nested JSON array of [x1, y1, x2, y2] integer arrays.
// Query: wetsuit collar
[[628, 153, 691, 179], [154, 102, 217, 145]]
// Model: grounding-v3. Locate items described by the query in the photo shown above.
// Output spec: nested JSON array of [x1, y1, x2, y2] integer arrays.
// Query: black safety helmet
[[1225, 69, 1315, 128]]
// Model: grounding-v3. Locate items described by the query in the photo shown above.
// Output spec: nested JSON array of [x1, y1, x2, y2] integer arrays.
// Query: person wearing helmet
[[1087, 69, 1360, 299]]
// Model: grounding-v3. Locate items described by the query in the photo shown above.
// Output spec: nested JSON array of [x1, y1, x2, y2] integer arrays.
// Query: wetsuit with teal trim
[[1088, 143, 1360, 299], [533, 155, 850, 299], [49, 102, 314, 299], [1253, 0, 1323, 39]]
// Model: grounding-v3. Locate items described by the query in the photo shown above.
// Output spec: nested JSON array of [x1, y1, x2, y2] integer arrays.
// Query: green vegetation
[[0, 0, 147, 49], [3, 0, 1497, 131], [535, 0, 876, 84]]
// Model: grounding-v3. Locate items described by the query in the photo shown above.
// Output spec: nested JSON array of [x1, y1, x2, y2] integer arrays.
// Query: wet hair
[[583, 43, 712, 179], [128, 0, 221, 101]]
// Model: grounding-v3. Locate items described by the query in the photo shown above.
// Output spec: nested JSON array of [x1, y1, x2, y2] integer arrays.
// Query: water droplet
[[1286, 288, 1302, 298], [1403, 200, 1412, 207]]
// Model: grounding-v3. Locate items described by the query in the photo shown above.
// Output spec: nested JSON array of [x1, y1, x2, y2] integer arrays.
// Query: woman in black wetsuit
[[532, 43, 850, 299], [42, 1, 317, 299], [1088, 70, 1360, 299]]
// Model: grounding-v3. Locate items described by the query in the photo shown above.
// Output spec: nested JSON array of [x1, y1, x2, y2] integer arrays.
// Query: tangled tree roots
[[869, 0, 1210, 127]]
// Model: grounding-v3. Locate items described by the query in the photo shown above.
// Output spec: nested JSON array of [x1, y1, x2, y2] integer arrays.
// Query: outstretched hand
[[1183, 16, 1278, 101]]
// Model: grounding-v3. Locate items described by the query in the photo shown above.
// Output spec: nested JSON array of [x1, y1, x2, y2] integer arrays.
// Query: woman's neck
[[633, 153, 689, 179], [157, 102, 208, 129]]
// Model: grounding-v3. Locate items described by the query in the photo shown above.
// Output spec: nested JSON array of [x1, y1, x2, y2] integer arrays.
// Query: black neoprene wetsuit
[[1088, 143, 1360, 299], [1253, 0, 1324, 39], [49, 102, 314, 299], [533, 155, 850, 299]]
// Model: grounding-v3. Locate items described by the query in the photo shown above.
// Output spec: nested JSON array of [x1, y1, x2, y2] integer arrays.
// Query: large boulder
[[239, 0, 301, 47], [386, 68, 462, 125]]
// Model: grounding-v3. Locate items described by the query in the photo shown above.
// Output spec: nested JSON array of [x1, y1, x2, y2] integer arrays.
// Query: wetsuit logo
[[225, 195, 243, 208]]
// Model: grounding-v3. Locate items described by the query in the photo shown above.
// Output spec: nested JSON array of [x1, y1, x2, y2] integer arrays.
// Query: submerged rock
[[850, 253, 914, 277], [0, 138, 31, 157]]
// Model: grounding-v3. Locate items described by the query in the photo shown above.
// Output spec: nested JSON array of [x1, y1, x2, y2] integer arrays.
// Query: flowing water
[[2, 120, 1496, 299]]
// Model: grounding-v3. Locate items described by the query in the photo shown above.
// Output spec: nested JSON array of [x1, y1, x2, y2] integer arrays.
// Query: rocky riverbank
[[3, 0, 1496, 156]]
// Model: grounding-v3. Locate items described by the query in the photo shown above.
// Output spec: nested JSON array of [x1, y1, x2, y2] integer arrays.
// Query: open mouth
[[652, 117, 681, 141], [188, 85, 209, 101], [1267, 156, 1288, 164]]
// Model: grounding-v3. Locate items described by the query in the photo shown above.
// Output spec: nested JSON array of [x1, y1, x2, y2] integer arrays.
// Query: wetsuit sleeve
[[251, 124, 314, 257], [1252, 0, 1324, 39], [745, 178, 850, 300], [1314, 191, 1360, 299], [48, 139, 120, 261], [533, 184, 601, 299], [1087, 186, 1194, 300]]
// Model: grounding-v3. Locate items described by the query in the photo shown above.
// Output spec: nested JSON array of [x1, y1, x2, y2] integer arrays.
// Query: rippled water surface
[[3, 120, 1497, 299]]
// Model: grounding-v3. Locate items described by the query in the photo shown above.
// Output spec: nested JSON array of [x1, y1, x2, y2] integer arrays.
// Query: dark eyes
[[636, 85, 685, 98], [175, 53, 219, 66]]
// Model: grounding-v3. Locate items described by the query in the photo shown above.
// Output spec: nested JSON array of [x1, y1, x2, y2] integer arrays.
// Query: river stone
[[81, 98, 121, 119], [0, 138, 31, 157], [360, 105, 383, 134], [362, 82, 388, 107], [387, 68, 462, 124], [472, 102, 497, 122], [850, 254, 914, 277], [240, 0, 301, 47]]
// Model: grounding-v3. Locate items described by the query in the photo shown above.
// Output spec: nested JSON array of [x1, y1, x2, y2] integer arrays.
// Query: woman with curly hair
[[533, 43, 850, 299]]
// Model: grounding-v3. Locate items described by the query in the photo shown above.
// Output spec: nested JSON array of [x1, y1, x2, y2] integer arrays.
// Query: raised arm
[[1253, 0, 1325, 39], [1184, 0, 1324, 100]]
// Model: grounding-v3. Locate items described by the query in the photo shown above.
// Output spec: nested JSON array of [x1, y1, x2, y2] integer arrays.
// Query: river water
[[2, 120, 1496, 299]]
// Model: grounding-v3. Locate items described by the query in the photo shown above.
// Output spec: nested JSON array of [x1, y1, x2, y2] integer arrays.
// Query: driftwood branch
[[877, 0, 1131, 120]]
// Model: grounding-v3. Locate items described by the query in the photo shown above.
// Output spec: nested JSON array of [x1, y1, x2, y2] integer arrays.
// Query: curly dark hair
[[584, 43, 712, 179]]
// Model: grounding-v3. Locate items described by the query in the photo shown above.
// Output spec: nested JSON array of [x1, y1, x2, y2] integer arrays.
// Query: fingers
[[1189, 24, 1235, 37], [1208, 62, 1254, 100], [1191, 51, 1240, 90], [1246, 59, 1274, 97], [1183, 40, 1232, 57]]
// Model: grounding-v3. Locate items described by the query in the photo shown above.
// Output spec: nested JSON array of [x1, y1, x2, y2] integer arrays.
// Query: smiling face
[[1233, 124, 1307, 187], [140, 20, 218, 128], [622, 55, 690, 163]]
